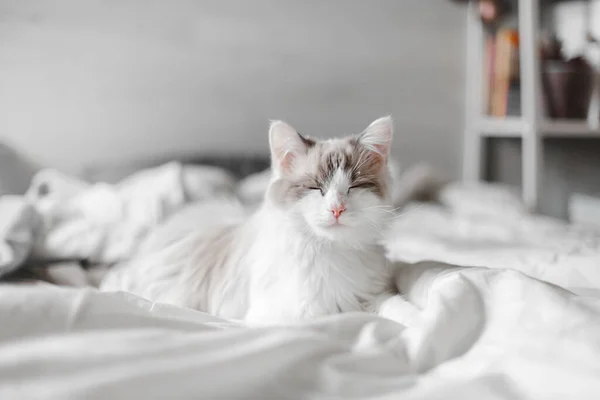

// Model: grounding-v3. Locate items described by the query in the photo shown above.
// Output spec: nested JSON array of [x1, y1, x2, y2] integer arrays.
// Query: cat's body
[[238, 203, 392, 323], [102, 117, 399, 324]]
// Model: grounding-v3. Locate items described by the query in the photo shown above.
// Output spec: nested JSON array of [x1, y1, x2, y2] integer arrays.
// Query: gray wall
[[0, 0, 466, 177]]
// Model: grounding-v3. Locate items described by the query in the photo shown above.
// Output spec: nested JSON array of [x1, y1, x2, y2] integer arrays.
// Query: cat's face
[[267, 117, 393, 245]]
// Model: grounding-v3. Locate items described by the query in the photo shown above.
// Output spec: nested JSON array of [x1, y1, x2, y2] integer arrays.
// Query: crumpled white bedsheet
[[386, 184, 600, 294], [2, 258, 600, 399], [0, 162, 236, 277], [3, 171, 600, 398], [27, 162, 236, 263]]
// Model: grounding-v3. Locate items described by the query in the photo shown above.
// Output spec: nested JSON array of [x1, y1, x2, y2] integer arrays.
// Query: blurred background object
[[542, 47, 593, 120], [452, 0, 512, 27]]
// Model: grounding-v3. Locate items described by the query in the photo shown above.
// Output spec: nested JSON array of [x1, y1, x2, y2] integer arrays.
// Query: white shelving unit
[[463, 0, 600, 211]]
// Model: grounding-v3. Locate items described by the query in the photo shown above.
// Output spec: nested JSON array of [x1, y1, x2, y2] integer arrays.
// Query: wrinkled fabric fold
[[2, 259, 600, 399]]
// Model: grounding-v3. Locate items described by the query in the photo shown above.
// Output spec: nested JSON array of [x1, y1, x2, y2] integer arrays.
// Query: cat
[[101, 117, 402, 324]]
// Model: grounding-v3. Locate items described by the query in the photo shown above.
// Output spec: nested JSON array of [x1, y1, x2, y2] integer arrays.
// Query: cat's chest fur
[[243, 219, 392, 324]]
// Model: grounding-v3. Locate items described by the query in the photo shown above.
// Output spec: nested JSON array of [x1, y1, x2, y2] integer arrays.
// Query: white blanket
[[2, 258, 600, 399], [3, 173, 600, 399]]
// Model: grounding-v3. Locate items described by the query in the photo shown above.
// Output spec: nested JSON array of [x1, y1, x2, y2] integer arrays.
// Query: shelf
[[478, 117, 527, 137], [541, 120, 600, 137], [464, 0, 600, 211], [477, 117, 600, 138]]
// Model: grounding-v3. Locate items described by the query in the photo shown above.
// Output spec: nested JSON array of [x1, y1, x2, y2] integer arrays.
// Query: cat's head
[[267, 116, 394, 245]]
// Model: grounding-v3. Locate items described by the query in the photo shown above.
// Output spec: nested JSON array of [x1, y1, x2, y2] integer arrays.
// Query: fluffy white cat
[[101, 117, 403, 324]]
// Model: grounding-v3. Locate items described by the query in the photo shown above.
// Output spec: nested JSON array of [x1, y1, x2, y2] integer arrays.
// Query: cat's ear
[[269, 120, 313, 174], [358, 116, 393, 161]]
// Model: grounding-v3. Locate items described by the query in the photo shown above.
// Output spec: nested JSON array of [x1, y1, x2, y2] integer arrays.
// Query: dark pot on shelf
[[542, 58, 593, 119]]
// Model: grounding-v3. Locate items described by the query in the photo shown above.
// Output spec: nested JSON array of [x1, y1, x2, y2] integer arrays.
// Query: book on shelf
[[483, 29, 521, 117], [482, 34, 495, 115]]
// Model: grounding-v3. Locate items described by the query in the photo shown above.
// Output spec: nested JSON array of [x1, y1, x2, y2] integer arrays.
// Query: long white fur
[[102, 117, 398, 325]]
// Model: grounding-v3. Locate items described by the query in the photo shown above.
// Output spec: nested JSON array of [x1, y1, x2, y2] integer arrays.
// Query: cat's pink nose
[[331, 205, 346, 219]]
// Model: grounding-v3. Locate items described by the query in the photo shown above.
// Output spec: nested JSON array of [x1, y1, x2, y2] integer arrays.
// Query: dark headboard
[[82, 154, 271, 184]]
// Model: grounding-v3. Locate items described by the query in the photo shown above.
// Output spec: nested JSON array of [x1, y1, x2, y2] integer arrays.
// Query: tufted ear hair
[[269, 120, 313, 175], [358, 116, 393, 161]]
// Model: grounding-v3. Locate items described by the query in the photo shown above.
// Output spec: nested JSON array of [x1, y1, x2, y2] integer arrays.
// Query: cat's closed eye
[[348, 183, 372, 193], [303, 185, 323, 195]]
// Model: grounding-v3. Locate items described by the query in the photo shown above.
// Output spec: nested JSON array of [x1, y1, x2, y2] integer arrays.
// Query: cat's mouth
[[326, 219, 347, 228], [313, 220, 345, 231]]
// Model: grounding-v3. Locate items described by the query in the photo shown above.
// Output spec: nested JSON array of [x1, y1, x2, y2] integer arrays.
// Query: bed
[[1, 161, 600, 399]]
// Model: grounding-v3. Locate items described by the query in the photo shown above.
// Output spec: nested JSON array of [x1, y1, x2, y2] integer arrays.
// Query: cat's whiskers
[[358, 205, 404, 218], [382, 204, 425, 221], [359, 205, 402, 211], [361, 214, 386, 237]]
